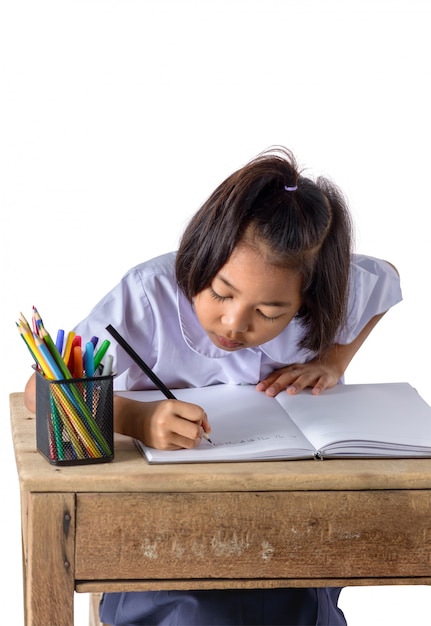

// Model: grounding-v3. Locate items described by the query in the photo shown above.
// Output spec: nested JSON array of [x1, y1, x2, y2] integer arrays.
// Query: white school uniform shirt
[[74, 252, 402, 391]]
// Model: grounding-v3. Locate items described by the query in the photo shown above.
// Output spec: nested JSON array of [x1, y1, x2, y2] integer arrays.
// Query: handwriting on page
[[206, 433, 297, 447]]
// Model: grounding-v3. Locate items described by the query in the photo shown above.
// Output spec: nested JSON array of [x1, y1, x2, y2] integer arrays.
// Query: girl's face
[[193, 245, 303, 351]]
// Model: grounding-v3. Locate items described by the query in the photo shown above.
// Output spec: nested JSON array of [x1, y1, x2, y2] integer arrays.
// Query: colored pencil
[[62, 331, 76, 364], [93, 339, 111, 370], [17, 307, 115, 460]]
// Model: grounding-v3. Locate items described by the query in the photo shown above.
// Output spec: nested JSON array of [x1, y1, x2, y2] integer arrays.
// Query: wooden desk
[[10, 392, 431, 626]]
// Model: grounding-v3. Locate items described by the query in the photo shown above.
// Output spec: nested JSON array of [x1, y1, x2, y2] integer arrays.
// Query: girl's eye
[[257, 310, 281, 323], [210, 288, 281, 321], [209, 288, 229, 302]]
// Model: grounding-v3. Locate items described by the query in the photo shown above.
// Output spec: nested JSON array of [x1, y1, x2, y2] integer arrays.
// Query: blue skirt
[[99, 588, 346, 625]]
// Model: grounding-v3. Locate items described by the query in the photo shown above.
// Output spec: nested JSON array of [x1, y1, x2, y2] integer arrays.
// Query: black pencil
[[106, 324, 175, 398], [105, 324, 212, 442]]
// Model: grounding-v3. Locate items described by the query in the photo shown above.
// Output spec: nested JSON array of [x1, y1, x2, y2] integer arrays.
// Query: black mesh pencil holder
[[35, 370, 114, 465]]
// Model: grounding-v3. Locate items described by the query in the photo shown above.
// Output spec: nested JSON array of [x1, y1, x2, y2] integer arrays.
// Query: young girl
[[24, 147, 402, 625]]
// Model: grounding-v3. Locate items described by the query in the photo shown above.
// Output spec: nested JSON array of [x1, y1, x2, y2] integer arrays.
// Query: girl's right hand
[[114, 396, 212, 450]]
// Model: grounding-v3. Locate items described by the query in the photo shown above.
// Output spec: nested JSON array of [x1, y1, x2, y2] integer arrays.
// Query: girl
[[24, 147, 401, 625]]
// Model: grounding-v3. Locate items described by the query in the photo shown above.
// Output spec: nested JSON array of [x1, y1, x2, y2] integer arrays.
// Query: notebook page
[[275, 382, 431, 456], [117, 384, 316, 463]]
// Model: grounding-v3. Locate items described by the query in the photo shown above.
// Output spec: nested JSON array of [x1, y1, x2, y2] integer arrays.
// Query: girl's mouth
[[214, 335, 244, 350]]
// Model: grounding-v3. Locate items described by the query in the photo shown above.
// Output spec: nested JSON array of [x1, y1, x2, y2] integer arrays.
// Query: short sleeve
[[335, 254, 402, 345], [72, 267, 156, 386]]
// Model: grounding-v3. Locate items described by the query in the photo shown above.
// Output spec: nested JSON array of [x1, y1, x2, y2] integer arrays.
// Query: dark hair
[[176, 147, 353, 354]]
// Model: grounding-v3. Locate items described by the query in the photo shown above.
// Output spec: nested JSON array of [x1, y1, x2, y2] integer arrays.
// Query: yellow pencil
[[17, 323, 55, 379], [19, 312, 33, 334], [62, 330, 76, 364], [52, 385, 101, 457]]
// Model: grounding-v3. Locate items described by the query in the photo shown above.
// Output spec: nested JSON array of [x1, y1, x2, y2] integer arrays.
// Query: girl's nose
[[221, 308, 250, 333]]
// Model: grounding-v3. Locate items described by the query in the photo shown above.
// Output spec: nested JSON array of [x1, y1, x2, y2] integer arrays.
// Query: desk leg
[[24, 493, 75, 626]]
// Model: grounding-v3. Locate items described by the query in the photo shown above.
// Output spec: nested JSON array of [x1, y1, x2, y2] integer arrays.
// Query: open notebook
[[116, 382, 431, 464]]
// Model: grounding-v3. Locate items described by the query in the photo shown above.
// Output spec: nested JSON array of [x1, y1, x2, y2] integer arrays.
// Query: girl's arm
[[24, 373, 36, 412], [256, 312, 386, 397]]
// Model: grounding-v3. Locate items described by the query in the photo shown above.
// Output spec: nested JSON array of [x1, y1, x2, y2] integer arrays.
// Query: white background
[[1, 1, 430, 624]]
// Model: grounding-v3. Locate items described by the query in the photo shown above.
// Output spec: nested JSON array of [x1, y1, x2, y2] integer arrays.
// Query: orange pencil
[[67, 335, 82, 372], [73, 345, 84, 378]]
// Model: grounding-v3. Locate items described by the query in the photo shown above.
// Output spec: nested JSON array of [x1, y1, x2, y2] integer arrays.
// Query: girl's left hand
[[256, 359, 342, 397], [257, 313, 387, 397]]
